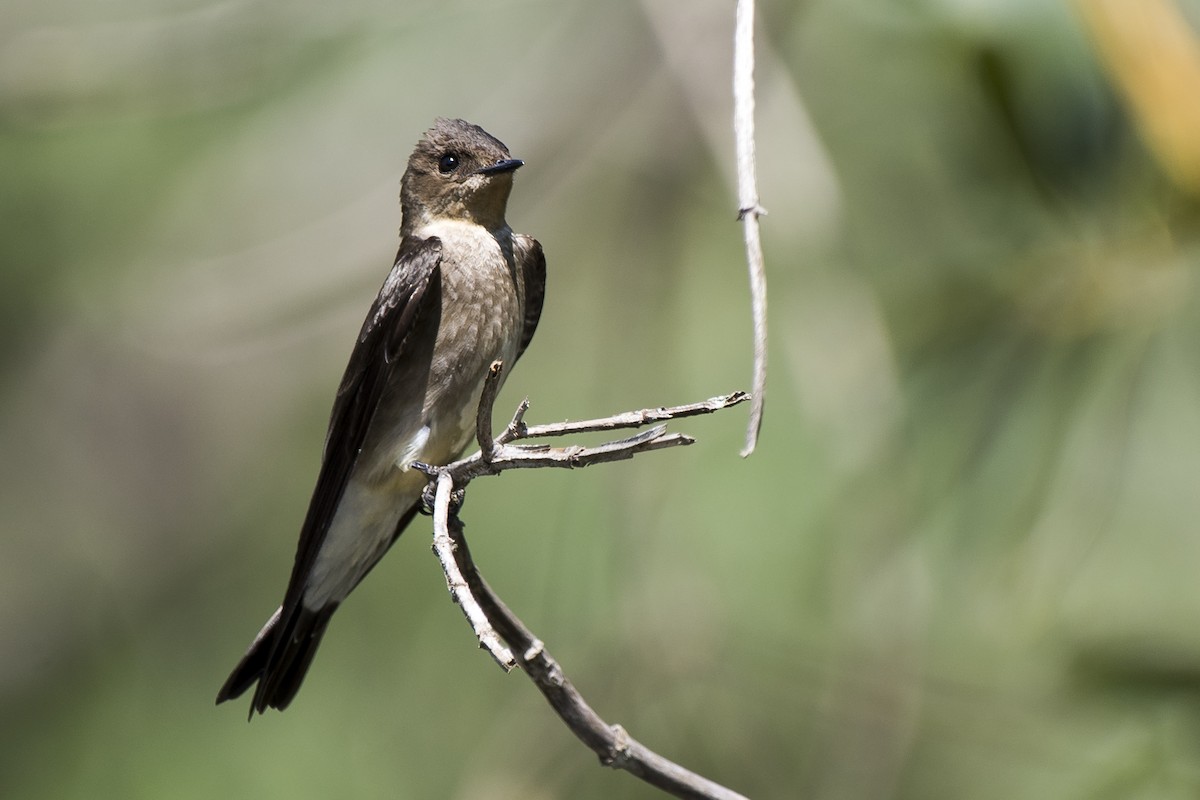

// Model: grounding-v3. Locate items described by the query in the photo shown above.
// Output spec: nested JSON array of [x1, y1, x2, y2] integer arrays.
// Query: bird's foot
[[416, 472, 467, 517]]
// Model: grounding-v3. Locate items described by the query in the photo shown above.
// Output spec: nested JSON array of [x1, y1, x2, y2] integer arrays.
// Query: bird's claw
[[419, 482, 438, 516], [417, 475, 467, 517]]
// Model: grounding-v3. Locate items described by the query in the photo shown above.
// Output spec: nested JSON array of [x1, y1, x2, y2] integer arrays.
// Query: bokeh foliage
[[4, 0, 1200, 797]]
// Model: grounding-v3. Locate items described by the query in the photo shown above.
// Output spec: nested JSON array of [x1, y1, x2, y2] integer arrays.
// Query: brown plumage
[[216, 119, 545, 715]]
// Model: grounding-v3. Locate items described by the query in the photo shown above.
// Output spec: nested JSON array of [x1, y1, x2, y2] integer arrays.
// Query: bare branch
[[520, 391, 750, 439], [447, 514, 750, 800], [421, 366, 749, 797], [444, 428, 695, 486], [734, 0, 768, 457], [430, 470, 516, 671], [420, 387, 748, 491], [493, 427, 694, 469]]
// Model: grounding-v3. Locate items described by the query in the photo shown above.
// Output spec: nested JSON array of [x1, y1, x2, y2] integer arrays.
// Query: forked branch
[[416, 361, 749, 800]]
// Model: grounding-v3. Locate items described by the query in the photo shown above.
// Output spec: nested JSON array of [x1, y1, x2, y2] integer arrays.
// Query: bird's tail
[[215, 603, 337, 717]]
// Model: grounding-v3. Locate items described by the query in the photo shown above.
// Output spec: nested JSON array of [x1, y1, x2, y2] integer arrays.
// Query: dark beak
[[475, 158, 524, 176]]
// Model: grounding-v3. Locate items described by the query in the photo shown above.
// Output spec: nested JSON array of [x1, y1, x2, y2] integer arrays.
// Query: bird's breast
[[374, 219, 524, 480]]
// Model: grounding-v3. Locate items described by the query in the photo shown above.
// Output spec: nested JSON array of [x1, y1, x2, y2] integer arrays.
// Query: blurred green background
[[5, 0, 1200, 797]]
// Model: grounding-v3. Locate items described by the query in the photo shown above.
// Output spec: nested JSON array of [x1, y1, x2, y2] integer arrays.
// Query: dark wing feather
[[217, 236, 443, 714], [284, 236, 443, 607], [515, 234, 545, 360]]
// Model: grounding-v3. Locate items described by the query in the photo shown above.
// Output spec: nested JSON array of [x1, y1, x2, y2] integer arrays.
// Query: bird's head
[[400, 118, 523, 233]]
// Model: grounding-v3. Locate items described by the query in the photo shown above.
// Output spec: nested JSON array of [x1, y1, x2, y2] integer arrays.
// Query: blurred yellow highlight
[[1078, 0, 1200, 194]]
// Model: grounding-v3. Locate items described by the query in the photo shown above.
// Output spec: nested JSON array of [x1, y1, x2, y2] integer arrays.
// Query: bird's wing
[[219, 236, 444, 714], [514, 234, 545, 360], [282, 236, 443, 613]]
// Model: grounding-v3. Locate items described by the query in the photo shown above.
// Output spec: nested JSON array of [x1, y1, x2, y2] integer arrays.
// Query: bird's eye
[[437, 153, 460, 174]]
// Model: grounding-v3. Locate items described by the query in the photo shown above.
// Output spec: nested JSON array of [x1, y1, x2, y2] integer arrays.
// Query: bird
[[216, 118, 545, 715]]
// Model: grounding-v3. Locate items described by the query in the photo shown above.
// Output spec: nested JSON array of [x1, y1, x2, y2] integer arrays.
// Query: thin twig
[[430, 471, 516, 670], [734, 0, 768, 457], [447, 515, 750, 800], [520, 392, 750, 439], [442, 428, 696, 486], [475, 360, 505, 461], [498, 397, 532, 444]]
